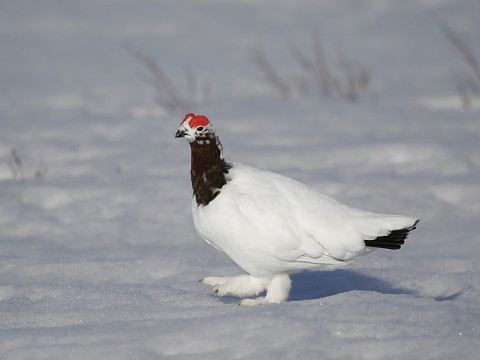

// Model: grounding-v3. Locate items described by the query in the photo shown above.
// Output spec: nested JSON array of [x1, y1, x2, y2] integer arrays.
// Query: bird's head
[[175, 113, 215, 143]]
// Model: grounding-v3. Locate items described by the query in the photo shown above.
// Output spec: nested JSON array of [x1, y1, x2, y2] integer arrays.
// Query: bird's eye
[[197, 126, 204, 131]]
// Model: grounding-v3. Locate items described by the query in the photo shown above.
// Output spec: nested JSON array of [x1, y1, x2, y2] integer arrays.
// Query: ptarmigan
[[175, 113, 418, 306]]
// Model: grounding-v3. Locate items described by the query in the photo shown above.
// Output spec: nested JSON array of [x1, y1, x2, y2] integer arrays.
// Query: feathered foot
[[200, 275, 269, 298], [201, 273, 291, 306], [239, 273, 291, 306]]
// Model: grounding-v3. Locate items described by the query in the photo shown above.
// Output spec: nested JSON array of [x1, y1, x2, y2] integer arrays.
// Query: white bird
[[175, 113, 419, 306]]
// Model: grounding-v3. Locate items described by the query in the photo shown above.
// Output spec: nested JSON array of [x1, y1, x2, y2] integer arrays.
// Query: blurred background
[[1, 1, 479, 359]]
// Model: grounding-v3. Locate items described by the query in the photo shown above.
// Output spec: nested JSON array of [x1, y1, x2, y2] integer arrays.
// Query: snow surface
[[1, 0, 479, 359]]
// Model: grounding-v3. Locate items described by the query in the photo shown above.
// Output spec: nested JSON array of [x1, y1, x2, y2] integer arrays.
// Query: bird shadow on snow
[[287, 269, 415, 302], [288, 269, 461, 302]]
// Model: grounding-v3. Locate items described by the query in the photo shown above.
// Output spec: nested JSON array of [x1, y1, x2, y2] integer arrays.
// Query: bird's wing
[[223, 164, 367, 261]]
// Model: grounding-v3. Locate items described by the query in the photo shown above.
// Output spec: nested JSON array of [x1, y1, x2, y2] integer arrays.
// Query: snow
[[1, 0, 479, 359]]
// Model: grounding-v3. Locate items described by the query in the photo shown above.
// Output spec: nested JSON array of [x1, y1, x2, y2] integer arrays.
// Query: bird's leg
[[201, 275, 269, 298], [239, 273, 291, 306]]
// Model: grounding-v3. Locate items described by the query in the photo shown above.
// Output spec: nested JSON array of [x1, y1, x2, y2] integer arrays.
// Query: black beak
[[175, 129, 186, 138]]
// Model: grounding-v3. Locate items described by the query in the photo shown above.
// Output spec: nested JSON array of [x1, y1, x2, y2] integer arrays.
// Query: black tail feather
[[364, 220, 419, 250]]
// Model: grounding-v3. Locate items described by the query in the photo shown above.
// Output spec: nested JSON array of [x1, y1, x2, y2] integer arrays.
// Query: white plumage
[[176, 113, 418, 306]]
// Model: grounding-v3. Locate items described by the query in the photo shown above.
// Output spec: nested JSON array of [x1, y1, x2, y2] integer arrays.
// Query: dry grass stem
[[436, 18, 480, 109], [127, 45, 209, 114], [253, 35, 370, 102]]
